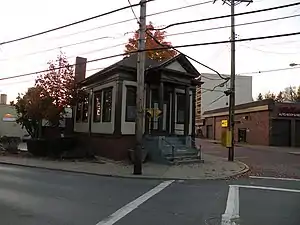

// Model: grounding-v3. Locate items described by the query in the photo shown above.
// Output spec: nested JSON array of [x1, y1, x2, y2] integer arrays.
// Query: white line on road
[[96, 180, 174, 225], [250, 176, 300, 182], [237, 185, 300, 193], [221, 185, 240, 225]]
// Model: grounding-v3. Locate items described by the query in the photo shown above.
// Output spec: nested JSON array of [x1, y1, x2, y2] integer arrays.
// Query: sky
[[0, 0, 300, 102]]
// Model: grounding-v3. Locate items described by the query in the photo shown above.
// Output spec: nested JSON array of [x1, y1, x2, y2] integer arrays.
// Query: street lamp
[[289, 63, 299, 67]]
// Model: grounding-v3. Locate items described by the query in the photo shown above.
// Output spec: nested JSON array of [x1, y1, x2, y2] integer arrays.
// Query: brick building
[[202, 99, 300, 147]]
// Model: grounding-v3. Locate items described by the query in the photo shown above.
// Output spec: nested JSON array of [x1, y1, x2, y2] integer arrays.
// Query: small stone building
[[202, 99, 300, 147], [74, 54, 202, 160]]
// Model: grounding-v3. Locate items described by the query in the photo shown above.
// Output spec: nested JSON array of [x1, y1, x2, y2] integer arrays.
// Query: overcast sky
[[0, 0, 300, 102]]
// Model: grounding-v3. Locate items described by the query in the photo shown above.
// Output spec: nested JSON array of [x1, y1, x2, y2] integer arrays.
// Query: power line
[[128, 0, 228, 80], [166, 13, 300, 37], [2, 11, 299, 62], [2, 2, 297, 63], [152, 2, 300, 31], [239, 66, 300, 75], [0, 1, 212, 61], [239, 43, 300, 55], [207, 94, 226, 106], [0, 36, 125, 62], [2, 31, 300, 82], [144, 28, 228, 80], [46, 0, 214, 41], [0, 0, 154, 46]]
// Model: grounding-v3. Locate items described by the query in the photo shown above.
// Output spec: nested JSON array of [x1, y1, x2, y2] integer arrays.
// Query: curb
[[0, 160, 250, 181], [222, 161, 250, 180]]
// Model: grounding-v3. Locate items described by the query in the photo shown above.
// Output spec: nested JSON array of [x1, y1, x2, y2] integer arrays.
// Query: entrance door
[[150, 89, 170, 134], [238, 128, 247, 142]]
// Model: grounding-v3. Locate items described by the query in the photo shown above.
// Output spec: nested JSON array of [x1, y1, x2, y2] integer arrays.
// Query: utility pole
[[214, 0, 252, 161], [134, 0, 147, 175]]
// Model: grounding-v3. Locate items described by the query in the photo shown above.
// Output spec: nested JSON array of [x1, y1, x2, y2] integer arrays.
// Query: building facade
[[0, 103, 27, 138], [202, 99, 300, 147], [74, 54, 202, 160], [195, 73, 253, 131]]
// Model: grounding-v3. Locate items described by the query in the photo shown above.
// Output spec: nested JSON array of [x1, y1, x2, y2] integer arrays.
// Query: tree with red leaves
[[14, 86, 62, 138], [125, 21, 177, 61], [35, 52, 76, 109]]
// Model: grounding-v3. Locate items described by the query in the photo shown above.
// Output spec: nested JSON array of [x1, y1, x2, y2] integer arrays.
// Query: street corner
[[198, 154, 250, 180]]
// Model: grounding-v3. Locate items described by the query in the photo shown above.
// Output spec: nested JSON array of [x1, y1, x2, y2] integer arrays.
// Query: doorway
[[238, 128, 247, 143]]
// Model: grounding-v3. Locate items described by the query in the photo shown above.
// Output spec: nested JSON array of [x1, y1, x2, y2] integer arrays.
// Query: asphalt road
[[198, 139, 300, 178], [0, 164, 300, 225]]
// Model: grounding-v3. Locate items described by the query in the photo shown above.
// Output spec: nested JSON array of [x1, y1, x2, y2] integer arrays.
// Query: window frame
[[93, 91, 102, 123], [82, 94, 89, 123], [102, 87, 113, 123]]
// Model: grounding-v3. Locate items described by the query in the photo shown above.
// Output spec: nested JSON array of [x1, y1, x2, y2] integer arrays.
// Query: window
[[76, 102, 82, 122], [82, 95, 89, 122], [177, 93, 185, 124], [126, 86, 136, 122], [102, 88, 113, 122], [76, 93, 89, 123], [93, 91, 102, 122]]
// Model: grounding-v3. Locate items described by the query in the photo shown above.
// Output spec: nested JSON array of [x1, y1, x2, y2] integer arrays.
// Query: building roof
[[203, 99, 274, 116], [80, 53, 201, 86]]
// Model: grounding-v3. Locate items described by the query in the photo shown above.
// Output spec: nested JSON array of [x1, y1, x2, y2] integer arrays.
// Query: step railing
[[161, 137, 175, 162], [191, 138, 202, 159]]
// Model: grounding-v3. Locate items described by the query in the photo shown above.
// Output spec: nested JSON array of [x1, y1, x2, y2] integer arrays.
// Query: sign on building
[[2, 113, 16, 122], [221, 119, 228, 127]]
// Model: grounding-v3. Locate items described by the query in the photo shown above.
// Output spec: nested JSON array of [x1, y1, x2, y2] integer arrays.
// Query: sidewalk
[[0, 153, 248, 180], [200, 139, 300, 155]]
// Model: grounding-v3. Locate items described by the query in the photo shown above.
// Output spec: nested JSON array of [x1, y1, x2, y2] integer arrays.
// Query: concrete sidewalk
[[200, 139, 300, 155], [0, 154, 248, 180]]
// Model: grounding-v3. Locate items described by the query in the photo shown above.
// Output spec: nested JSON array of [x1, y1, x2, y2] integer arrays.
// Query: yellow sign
[[146, 108, 162, 118], [221, 120, 228, 127]]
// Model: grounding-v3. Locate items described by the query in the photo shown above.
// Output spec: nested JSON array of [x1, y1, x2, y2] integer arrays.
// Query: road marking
[[237, 185, 300, 193], [250, 176, 300, 182], [221, 185, 239, 225], [221, 184, 300, 225], [96, 180, 174, 225]]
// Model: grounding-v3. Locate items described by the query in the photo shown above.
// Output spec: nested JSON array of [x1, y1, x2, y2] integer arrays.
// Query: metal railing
[[192, 138, 202, 159], [161, 137, 175, 162]]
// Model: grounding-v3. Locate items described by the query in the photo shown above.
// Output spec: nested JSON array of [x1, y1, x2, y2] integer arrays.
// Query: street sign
[[146, 108, 162, 118], [221, 119, 228, 127]]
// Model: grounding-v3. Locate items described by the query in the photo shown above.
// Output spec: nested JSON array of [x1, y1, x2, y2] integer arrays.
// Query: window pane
[[126, 86, 136, 122], [102, 88, 113, 122], [76, 102, 82, 122], [82, 95, 89, 123], [177, 93, 185, 124], [93, 92, 102, 122]]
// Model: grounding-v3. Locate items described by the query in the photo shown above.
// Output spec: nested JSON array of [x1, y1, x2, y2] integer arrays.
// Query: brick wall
[[205, 110, 270, 145]]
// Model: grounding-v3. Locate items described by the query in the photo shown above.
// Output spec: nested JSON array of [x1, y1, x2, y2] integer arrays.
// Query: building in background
[[202, 99, 300, 147], [195, 73, 253, 132], [0, 94, 28, 138]]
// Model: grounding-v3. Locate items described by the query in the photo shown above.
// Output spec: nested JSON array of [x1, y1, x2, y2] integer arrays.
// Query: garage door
[[270, 119, 291, 147], [295, 120, 300, 147]]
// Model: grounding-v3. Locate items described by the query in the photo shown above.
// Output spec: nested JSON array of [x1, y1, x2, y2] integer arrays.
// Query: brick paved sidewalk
[[0, 153, 248, 180]]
